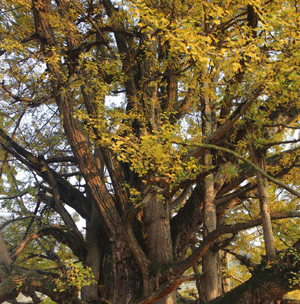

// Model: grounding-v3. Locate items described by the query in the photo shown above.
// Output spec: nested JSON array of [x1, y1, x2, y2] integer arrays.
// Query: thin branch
[[45, 156, 76, 163], [0, 191, 29, 200], [264, 123, 300, 130], [23, 200, 42, 240], [223, 248, 258, 270], [70, 0, 116, 58], [227, 274, 245, 284], [264, 138, 300, 147], [1, 81, 54, 107], [0, 215, 42, 231], [39, 156, 80, 233], [177, 142, 300, 199]]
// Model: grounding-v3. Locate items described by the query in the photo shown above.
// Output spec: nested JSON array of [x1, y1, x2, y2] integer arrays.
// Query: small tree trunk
[[253, 148, 276, 259], [202, 173, 222, 301], [222, 252, 231, 293], [201, 79, 222, 302]]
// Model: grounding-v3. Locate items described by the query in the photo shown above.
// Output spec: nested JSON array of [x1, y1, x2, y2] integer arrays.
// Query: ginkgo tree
[[0, 0, 300, 303]]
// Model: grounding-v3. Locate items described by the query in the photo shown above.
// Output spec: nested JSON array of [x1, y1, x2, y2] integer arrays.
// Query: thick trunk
[[145, 197, 176, 304], [111, 233, 142, 304], [114, 262, 131, 304]]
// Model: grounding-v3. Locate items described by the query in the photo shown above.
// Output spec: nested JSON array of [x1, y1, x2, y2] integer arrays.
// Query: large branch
[[181, 142, 300, 199], [13, 225, 87, 261], [33, 0, 121, 236], [121, 189, 153, 293], [0, 127, 91, 220], [56, 92, 120, 236], [183, 84, 264, 162]]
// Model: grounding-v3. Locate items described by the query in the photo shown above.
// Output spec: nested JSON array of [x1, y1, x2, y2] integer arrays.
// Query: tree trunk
[[145, 197, 176, 304], [222, 252, 231, 294], [201, 78, 222, 302], [82, 203, 103, 302], [202, 172, 222, 301], [110, 232, 143, 304], [253, 148, 276, 259]]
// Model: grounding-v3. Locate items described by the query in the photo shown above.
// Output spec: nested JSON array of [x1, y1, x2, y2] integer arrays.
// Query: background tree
[[0, 0, 300, 304]]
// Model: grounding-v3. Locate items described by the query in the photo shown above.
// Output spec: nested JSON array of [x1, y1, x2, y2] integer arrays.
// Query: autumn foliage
[[0, 1, 300, 304]]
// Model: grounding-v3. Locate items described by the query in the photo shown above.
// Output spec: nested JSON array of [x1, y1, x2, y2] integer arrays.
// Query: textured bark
[[207, 262, 289, 304], [171, 186, 204, 261], [202, 172, 221, 301], [222, 253, 231, 294], [82, 203, 103, 302], [201, 80, 221, 301], [111, 234, 142, 304], [145, 197, 176, 304]]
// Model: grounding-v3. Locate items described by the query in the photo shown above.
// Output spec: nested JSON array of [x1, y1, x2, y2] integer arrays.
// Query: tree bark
[[111, 233, 142, 304], [222, 252, 231, 294], [145, 197, 176, 304], [82, 203, 103, 302], [253, 148, 276, 259], [202, 171, 222, 301], [201, 80, 221, 301]]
